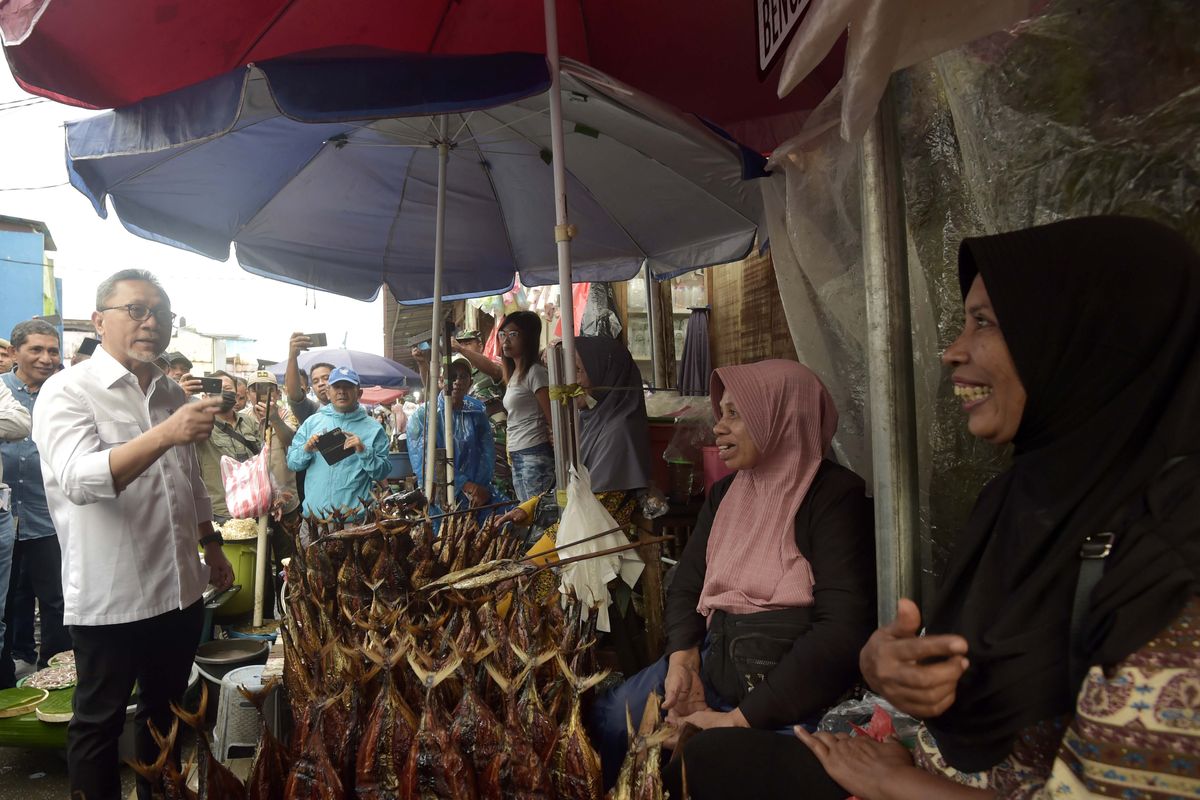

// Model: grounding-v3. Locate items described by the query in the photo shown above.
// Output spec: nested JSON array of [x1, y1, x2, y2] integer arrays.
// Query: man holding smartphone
[[194, 371, 261, 524], [286, 367, 390, 522], [31, 269, 233, 800], [285, 332, 334, 424]]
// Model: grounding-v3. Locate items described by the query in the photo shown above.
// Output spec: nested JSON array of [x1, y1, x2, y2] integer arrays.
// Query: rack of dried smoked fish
[[131, 494, 677, 800]]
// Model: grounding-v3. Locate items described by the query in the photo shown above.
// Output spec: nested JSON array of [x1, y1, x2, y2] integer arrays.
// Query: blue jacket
[[406, 395, 495, 507], [286, 403, 391, 517]]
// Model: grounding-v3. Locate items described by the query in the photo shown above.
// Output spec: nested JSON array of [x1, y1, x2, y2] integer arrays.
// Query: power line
[[0, 181, 69, 192], [0, 97, 49, 111]]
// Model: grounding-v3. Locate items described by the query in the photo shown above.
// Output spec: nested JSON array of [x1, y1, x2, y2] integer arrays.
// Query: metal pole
[[251, 425, 273, 628], [859, 80, 920, 625], [423, 124, 450, 503], [644, 262, 667, 387], [544, 0, 577, 387], [547, 343, 579, 496], [441, 318, 456, 509]]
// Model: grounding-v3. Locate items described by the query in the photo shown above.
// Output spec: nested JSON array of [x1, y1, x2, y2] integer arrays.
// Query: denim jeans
[[0, 502, 14, 679], [2, 534, 71, 683], [510, 442, 557, 538]]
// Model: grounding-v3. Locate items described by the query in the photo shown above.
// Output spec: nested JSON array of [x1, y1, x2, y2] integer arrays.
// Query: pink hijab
[[697, 360, 838, 618]]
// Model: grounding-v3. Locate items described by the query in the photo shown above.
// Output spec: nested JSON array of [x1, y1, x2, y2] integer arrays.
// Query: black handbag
[[702, 606, 813, 704]]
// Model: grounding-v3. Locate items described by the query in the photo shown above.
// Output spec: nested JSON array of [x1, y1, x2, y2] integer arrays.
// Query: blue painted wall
[[0, 230, 61, 342]]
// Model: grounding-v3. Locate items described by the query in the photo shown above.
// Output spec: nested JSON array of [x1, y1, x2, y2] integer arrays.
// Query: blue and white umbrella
[[65, 52, 766, 303], [265, 348, 421, 389]]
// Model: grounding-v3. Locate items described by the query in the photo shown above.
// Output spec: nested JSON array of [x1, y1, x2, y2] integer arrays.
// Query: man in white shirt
[[33, 269, 234, 800]]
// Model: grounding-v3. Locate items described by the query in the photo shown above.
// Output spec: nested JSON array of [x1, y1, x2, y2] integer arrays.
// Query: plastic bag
[[220, 441, 273, 520], [663, 402, 716, 466], [556, 465, 644, 633], [817, 692, 921, 745]]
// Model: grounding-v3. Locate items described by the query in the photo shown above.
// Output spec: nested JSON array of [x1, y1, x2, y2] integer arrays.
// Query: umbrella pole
[[441, 317, 456, 510], [423, 129, 451, 505], [544, 0, 579, 513], [252, 426, 273, 629]]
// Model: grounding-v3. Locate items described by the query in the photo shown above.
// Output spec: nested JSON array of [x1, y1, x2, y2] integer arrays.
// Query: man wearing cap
[[406, 358, 497, 518], [451, 329, 512, 500], [194, 371, 261, 525], [164, 351, 192, 382], [286, 367, 390, 521], [243, 370, 299, 616]]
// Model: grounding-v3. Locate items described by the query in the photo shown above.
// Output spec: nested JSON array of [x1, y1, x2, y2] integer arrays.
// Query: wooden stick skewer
[[517, 524, 631, 562], [531, 536, 673, 575]]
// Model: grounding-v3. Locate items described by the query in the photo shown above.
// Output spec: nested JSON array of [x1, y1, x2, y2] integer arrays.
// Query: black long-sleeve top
[[664, 459, 877, 729]]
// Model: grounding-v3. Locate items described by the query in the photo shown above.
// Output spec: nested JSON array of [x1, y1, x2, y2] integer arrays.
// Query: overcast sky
[[0, 66, 385, 363]]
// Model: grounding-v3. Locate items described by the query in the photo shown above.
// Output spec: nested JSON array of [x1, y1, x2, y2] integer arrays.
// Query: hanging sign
[[757, 0, 812, 75]]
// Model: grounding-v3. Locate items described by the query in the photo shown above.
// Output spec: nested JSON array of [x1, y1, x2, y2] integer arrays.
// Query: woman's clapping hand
[[859, 599, 969, 719]]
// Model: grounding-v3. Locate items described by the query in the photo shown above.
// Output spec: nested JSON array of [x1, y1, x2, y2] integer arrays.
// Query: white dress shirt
[[33, 346, 213, 626]]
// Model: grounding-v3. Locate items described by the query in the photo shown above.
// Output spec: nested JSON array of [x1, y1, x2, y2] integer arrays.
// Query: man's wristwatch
[[199, 532, 224, 549]]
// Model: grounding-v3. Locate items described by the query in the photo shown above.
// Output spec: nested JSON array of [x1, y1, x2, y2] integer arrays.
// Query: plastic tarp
[[65, 54, 765, 303], [776, 0, 1038, 140], [764, 0, 1199, 592]]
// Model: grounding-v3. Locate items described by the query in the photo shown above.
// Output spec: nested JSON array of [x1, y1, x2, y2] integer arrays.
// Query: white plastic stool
[[212, 664, 268, 763]]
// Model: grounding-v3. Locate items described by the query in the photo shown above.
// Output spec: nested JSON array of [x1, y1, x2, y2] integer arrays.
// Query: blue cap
[[327, 367, 360, 386]]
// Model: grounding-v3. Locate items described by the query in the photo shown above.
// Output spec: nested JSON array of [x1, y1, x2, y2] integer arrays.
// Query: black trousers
[[0, 534, 71, 688], [662, 727, 850, 800], [68, 600, 204, 800]]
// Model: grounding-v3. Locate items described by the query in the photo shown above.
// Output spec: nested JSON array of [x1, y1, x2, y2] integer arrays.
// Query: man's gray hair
[[96, 269, 170, 309], [10, 319, 60, 350]]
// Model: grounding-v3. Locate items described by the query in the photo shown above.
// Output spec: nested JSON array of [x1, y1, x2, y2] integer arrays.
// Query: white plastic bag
[[556, 465, 644, 633]]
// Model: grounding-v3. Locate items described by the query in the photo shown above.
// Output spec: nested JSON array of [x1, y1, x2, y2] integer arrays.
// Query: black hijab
[[575, 336, 651, 493], [925, 216, 1200, 771]]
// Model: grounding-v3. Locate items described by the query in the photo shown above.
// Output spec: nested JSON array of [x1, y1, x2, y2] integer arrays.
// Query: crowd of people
[[0, 214, 1197, 800]]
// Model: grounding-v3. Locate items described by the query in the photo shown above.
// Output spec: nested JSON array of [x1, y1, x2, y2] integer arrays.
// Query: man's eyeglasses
[[495, 330, 521, 341], [98, 304, 177, 325]]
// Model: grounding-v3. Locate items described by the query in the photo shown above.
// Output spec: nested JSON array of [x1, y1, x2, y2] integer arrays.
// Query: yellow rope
[[548, 383, 587, 402]]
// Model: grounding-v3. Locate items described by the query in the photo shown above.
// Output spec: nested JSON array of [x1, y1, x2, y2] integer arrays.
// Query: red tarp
[[1, 1, 843, 151], [360, 386, 407, 407]]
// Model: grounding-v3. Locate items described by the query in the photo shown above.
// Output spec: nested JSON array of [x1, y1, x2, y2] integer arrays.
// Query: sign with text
[[757, 0, 812, 75]]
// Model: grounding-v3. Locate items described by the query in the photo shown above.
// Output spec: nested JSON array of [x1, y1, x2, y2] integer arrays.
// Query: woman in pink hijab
[[591, 359, 876, 788]]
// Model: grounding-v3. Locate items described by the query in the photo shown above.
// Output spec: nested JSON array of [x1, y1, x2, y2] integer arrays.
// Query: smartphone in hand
[[305, 332, 328, 348], [199, 376, 224, 394], [315, 427, 353, 465]]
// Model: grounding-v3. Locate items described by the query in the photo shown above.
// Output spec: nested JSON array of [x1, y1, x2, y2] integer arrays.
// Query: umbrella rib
[[450, 108, 551, 148], [379, 138, 420, 285], [458, 116, 521, 275], [467, 108, 655, 265]]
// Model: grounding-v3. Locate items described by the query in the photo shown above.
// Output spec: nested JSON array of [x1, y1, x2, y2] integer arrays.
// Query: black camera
[[315, 427, 353, 465]]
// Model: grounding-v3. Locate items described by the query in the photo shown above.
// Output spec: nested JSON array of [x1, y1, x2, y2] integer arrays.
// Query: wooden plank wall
[[707, 251, 798, 368]]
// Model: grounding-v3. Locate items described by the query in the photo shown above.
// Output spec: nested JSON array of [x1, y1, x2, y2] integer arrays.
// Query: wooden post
[[635, 516, 665, 659]]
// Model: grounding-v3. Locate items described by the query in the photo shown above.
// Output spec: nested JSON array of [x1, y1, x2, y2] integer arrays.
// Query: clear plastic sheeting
[[766, 0, 1199, 594], [762, 94, 871, 479], [777, 0, 1038, 141]]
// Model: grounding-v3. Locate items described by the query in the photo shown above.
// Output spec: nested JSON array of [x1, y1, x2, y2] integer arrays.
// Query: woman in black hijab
[[666, 216, 1200, 799]]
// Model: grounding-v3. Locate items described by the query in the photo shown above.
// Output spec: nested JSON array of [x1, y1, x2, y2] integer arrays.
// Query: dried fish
[[172, 684, 245, 800]]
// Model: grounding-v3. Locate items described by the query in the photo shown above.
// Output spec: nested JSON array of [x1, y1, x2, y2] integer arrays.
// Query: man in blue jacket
[[286, 367, 390, 520]]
